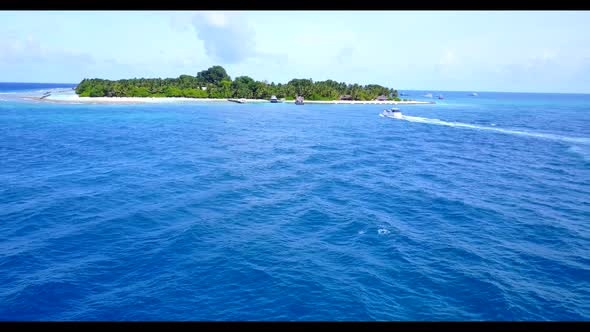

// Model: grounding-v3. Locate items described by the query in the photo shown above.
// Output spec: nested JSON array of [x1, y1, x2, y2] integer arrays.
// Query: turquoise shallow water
[[1, 84, 589, 320]]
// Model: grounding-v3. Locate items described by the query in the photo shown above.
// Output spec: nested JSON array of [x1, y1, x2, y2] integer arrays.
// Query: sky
[[1, 11, 590, 93]]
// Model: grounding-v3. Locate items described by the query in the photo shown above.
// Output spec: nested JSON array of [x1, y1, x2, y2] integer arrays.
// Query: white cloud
[[190, 11, 256, 64], [438, 49, 457, 66], [206, 12, 229, 27], [0, 34, 93, 65], [541, 49, 557, 61], [336, 47, 355, 64]]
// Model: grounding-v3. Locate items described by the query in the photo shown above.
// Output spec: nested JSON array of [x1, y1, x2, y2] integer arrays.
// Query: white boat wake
[[397, 115, 590, 145]]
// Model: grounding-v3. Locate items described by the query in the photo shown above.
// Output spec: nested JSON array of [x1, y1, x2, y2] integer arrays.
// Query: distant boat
[[295, 96, 304, 105], [380, 108, 403, 119], [423, 93, 433, 98], [438, 95, 444, 100], [270, 95, 278, 103], [469, 92, 478, 96]]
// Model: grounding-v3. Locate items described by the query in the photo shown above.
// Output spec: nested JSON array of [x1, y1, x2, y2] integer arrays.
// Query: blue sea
[[1, 83, 589, 321]]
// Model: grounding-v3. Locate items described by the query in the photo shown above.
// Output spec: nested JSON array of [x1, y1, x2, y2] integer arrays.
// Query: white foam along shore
[[32, 90, 434, 105], [282, 99, 434, 105]]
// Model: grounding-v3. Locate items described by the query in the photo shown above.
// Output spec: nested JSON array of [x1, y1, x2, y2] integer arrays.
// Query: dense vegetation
[[75, 66, 399, 101]]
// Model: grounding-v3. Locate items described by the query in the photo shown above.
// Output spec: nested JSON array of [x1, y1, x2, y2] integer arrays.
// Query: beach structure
[[376, 95, 388, 101], [340, 95, 353, 101], [228, 98, 246, 104], [295, 96, 304, 105]]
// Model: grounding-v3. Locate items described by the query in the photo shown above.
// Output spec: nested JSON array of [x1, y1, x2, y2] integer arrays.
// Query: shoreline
[[283, 99, 434, 105], [30, 94, 435, 105]]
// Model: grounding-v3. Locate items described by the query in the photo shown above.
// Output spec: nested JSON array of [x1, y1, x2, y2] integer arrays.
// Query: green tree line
[[75, 65, 399, 100]]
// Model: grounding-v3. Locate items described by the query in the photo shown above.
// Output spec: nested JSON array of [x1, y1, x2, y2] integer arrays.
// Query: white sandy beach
[[282, 100, 433, 105], [40, 93, 233, 104], [31, 91, 434, 105]]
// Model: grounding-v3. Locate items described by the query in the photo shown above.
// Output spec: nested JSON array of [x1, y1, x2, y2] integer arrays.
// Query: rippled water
[[1, 86, 589, 320]]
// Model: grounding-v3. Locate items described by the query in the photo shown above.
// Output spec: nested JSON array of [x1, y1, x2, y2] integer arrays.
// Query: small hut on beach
[[340, 95, 353, 101], [375, 95, 388, 101]]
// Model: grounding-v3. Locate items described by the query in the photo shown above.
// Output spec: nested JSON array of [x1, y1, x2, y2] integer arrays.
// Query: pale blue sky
[[1, 11, 590, 93]]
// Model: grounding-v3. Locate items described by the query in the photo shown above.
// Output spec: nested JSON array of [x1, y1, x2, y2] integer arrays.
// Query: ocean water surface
[[1, 85, 589, 320]]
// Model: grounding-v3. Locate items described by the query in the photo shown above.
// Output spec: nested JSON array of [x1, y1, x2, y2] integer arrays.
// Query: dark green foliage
[[196, 66, 230, 85], [75, 66, 399, 101]]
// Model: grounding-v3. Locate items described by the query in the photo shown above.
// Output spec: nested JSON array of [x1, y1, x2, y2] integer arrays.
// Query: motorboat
[[423, 93, 433, 98], [469, 92, 478, 96], [380, 108, 403, 119], [270, 95, 279, 103], [438, 95, 444, 99]]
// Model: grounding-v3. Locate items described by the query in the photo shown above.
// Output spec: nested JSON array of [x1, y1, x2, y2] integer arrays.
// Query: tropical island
[[64, 66, 432, 105]]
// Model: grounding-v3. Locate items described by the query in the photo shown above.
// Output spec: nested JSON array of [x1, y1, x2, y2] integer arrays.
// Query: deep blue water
[[0, 82, 77, 93], [1, 85, 589, 321]]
